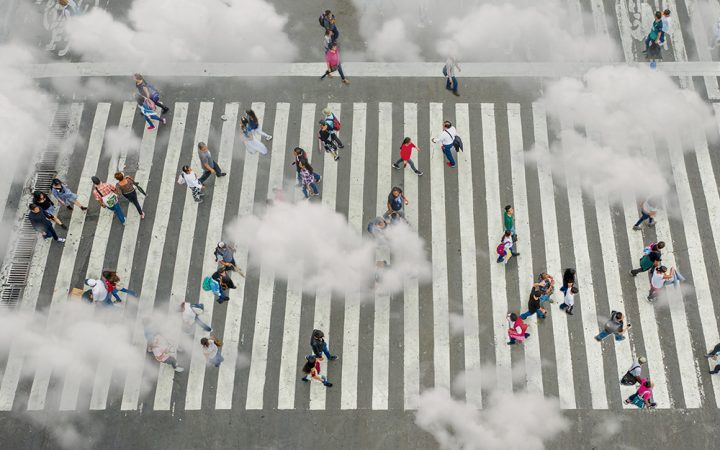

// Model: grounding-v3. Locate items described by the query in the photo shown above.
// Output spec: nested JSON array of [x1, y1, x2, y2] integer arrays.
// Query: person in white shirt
[[559, 285, 578, 315], [179, 302, 212, 334], [177, 165, 205, 203], [83, 278, 110, 305], [151, 334, 184, 372], [647, 265, 684, 301], [431, 120, 457, 168], [201, 336, 224, 367], [621, 356, 647, 385], [661, 10, 673, 50], [443, 56, 460, 96], [633, 197, 659, 230]]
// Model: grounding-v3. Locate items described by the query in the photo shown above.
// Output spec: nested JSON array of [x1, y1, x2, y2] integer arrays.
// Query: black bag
[[453, 135, 464, 152], [620, 371, 639, 386], [442, 65, 448, 77]]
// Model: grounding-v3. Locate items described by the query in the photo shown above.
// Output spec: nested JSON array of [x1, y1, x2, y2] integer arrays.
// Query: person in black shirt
[[560, 268, 576, 293], [310, 329, 338, 361], [386, 187, 408, 219], [27, 204, 65, 243], [318, 121, 339, 161], [520, 289, 546, 320]]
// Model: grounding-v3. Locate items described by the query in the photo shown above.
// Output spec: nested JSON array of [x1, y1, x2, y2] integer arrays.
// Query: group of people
[[643, 9, 673, 65], [319, 10, 349, 85]]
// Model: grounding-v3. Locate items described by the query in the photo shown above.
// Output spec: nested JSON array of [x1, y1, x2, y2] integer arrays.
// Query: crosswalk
[[2, 97, 720, 413]]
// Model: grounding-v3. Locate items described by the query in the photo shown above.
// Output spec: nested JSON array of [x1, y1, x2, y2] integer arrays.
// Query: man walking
[[630, 241, 664, 277], [621, 356, 647, 386], [443, 56, 461, 96], [310, 329, 338, 361], [633, 197, 659, 230], [519, 289, 546, 320], [503, 205, 516, 241], [595, 311, 631, 342], [27, 203, 65, 243], [197, 142, 226, 184], [431, 120, 457, 168], [91, 176, 125, 225]]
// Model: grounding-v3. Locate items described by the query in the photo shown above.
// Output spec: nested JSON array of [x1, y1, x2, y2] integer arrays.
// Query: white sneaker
[[266, 135, 273, 141], [174, 367, 185, 373], [57, 238, 66, 243]]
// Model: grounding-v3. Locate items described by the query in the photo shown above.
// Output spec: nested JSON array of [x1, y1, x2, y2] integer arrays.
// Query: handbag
[[95, 186, 118, 208]]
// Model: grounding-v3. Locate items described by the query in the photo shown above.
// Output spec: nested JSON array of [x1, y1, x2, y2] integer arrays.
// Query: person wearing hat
[[27, 203, 65, 243], [51, 178, 87, 211], [621, 356, 648, 386], [321, 107, 344, 148], [301, 354, 332, 387], [91, 175, 125, 225], [317, 120, 340, 161], [310, 329, 338, 361]]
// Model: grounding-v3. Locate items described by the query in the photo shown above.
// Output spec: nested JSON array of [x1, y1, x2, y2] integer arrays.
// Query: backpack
[[201, 276, 213, 292], [442, 65, 448, 77], [642, 242, 657, 255], [332, 115, 341, 131], [318, 13, 326, 28], [496, 242, 506, 255], [621, 371, 639, 386]]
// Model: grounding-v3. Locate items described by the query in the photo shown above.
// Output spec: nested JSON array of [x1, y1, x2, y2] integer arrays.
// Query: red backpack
[[496, 242, 506, 255], [332, 115, 341, 131]]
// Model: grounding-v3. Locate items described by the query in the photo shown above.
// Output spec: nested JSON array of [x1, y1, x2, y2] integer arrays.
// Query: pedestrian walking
[[299, 161, 320, 199], [33, 191, 66, 229], [291, 147, 321, 185], [136, 95, 166, 130], [559, 285, 578, 315], [595, 311, 631, 342], [661, 10, 673, 51], [179, 301, 212, 334], [386, 186, 408, 219], [51, 178, 87, 211], [82, 278, 111, 305], [392, 137, 423, 175], [431, 120, 458, 168], [201, 336, 224, 367], [533, 272, 555, 304], [648, 265, 685, 301], [91, 176, 125, 225], [367, 216, 388, 238], [443, 56, 461, 96], [319, 9, 339, 44], [620, 356, 647, 386], [624, 378, 656, 408], [503, 205, 517, 241], [301, 354, 333, 387], [633, 197, 659, 230], [114, 172, 144, 219], [643, 11, 664, 55], [134, 73, 170, 113], [496, 230, 519, 264], [559, 268, 577, 293], [177, 165, 205, 203], [320, 43, 350, 85], [214, 241, 244, 275], [101, 270, 137, 303], [506, 313, 530, 345], [520, 289, 546, 320], [706, 343, 720, 374], [244, 109, 272, 141], [240, 116, 270, 155], [197, 142, 226, 184], [150, 334, 184, 373], [320, 107, 344, 148], [318, 121, 340, 161], [203, 266, 234, 304], [630, 241, 664, 277], [310, 329, 338, 361]]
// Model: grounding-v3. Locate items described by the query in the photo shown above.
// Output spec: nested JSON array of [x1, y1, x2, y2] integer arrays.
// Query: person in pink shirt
[[320, 42, 350, 85], [624, 378, 656, 408]]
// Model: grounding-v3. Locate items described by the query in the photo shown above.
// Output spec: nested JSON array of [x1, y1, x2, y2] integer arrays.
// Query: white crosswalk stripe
[[4, 99, 720, 413]]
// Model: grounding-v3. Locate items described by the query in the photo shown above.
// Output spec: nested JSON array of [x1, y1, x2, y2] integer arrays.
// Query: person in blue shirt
[[385, 186, 408, 219]]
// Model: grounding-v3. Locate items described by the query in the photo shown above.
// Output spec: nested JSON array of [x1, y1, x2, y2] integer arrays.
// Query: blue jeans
[[442, 144, 456, 166], [496, 248, 518, 263], [596, 330, 625, 341], [210, 350, 224, 367], [110, 287, 137, 302], [520, 309, 545, 320], [142, 112, 161, 127], [215, 286, 227, 303], [634, 212, 654, 227], [42, 223, 59, 241], [110, 203, 125, 224], [302, 182, 319, 198], [446, 76, 458, 93], [320, 342, 333, 359]]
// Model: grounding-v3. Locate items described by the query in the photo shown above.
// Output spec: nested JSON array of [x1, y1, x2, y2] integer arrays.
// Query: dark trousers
[[321, 64, 346, 80], [198, 161, 222, 184], [446, 76, 458, 93], [330, 133, 343, 147], [42, 223, 59, 241], [123, 191, 143, 215]]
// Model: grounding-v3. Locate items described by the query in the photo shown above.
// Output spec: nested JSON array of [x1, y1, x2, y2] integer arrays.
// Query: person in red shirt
[[392, 137, 423, 176]]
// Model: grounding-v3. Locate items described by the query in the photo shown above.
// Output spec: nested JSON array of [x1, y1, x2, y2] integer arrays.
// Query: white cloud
[[65, 0, 298, 64]]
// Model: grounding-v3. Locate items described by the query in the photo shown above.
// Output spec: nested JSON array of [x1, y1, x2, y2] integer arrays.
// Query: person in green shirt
[[643, 11, 664, 53], [503, 205, 517, 242]]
